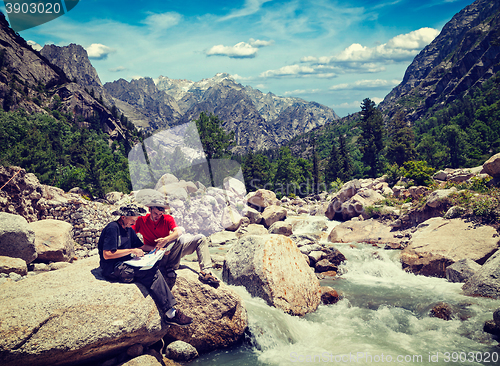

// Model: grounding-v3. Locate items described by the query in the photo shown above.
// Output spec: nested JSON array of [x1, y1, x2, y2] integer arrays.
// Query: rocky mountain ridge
[[0, 13, 131, 143], [379, 0, 500, 123], [35, 40, 339, 153], [102, 73, 339, 152]]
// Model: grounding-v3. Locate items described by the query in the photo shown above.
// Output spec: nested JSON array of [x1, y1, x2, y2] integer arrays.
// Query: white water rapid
[[197, 217, 500, 366]]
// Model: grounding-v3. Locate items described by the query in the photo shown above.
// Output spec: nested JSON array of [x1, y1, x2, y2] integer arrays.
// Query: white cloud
[[206, 42, 259, 58], [141, 12, 182, 31], [249, 38, 274, 47], [334, 27, 440, 62], [27, 40, 42, 51], [299, 27, 440, 71], [386, 27, 440, 49], [85, 43, 115, 60], [329, 79, 400, 90], [231, 74, 253, 81], [260, 64, 320, 78], [206, 39, 273, 58]]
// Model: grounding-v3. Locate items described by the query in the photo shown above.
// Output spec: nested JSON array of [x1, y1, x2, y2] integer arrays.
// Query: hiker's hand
[[155, 237, 169, 249], [131, 248, 144, 257]]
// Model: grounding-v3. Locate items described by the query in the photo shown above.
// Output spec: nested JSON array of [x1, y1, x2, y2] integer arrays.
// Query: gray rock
[[0, 256, 167, 366], [166, 265, 247, 353], [8, 272, 22, 281], [401, 218, 498, 277], [165, 340, 199, 361], [268, 221, 293, 236], [308, 250, 324, 264], [463, 250, 500, 299], [0, 256, 27, 276], [298, 244, 323, 255], [290, 234, 318, 247], [223, 234, 321, 316], [444, 206, 466, 219], [235, 223, 268, 238], [315, 259, 337, 273], [243, 206, 262, 224], [261, 206, 287, 228], [30, 219, 75, 263], [446, 259, 482, 283], [425, 188, 457, 208], [119, 354, 162, 366], [482, 153, 500, 178], [493, 308, 500, 327], [0, 213, 37, 264], [433, 170, 448, 181]]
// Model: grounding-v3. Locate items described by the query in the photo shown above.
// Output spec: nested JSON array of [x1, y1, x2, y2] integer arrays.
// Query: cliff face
[[0, 14, 129, 142], [40, 44, 103, 89], [379, 0, 500, 122]]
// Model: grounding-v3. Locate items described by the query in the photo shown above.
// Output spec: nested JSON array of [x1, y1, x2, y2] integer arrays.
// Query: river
[[194, 218, 500, 366]]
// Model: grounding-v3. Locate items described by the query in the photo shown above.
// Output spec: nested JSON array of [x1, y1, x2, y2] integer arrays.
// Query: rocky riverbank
[[1, 153, 500, 364]]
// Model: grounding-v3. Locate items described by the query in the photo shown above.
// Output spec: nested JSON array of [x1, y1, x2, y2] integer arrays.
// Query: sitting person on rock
[[133, 192, 220, 288], [98, 204, 192, 326]]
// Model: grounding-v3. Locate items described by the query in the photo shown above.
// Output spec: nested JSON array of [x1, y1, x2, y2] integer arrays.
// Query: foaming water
[[195, 223, 500, 366]]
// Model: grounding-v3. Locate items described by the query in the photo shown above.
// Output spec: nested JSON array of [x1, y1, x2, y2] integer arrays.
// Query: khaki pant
[[159, 233, 211, 273]]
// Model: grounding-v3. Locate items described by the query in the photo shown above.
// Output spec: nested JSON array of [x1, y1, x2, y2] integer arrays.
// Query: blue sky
[[5, 0, 474, 117]]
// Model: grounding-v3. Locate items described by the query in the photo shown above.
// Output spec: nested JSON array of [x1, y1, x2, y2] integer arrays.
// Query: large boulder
[[220, 206, 244, 231], [340, 189, 385, 220], [446, 259, 482, 283], [462, 250, 500, 299], [222, 234, 321, 316], [325, 180, 361, 220], [400, 218, 499, 277], [29, 219, 75, 263], [165, 265, 247, 353], [223, 177, 247, 198], [425, 188, 457, 208], [328, 219, 402, 247], [0, 212, 37, 264], [246, 189, 278, 211], [482, 153, 500, 178], [243, 206, 262, 224], [261, 206, 287, 228], [0, 256, 167, 366]]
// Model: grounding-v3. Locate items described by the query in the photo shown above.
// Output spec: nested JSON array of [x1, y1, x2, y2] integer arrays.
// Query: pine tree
[[325, 142, 340, 185], [194, 112, 235, 187], [311, 135, 320, 194], [358, 98, 384, 177], [386, 111, 416, 166], [338, 134, 353, 181]]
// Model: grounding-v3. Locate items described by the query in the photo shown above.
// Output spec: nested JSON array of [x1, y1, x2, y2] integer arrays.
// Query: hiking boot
[[164, 309, 193, 326], [198, 271, 220, 288]]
